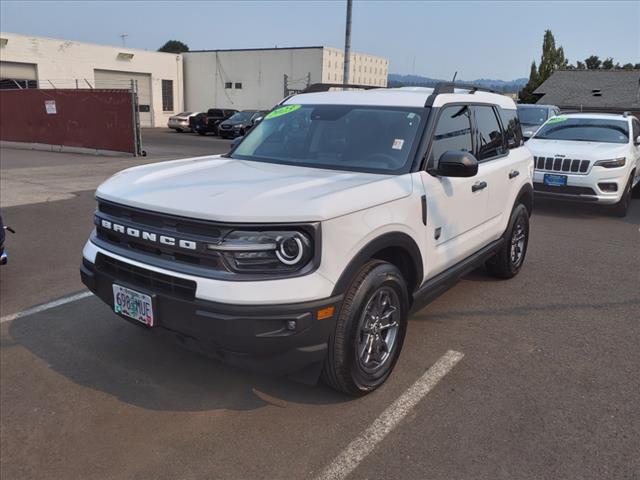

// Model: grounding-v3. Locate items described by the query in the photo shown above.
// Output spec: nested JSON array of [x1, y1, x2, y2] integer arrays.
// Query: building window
[[225, 82, 232, 89], [235, 82, 242, 89], [161, 79, 173, 112]]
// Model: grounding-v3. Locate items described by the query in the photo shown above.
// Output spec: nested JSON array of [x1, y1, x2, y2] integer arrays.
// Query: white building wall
[[183, 48, 324, 112], [321, 47, 388, 87], [0, 32, 183, 127]]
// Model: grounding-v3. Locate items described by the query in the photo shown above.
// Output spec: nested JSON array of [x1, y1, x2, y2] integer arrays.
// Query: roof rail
[[424, 82, 499, 107], [301, 83, 381, 94]]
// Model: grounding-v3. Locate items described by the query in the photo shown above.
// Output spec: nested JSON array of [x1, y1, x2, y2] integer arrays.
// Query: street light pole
[[342, 0, 352, 85]]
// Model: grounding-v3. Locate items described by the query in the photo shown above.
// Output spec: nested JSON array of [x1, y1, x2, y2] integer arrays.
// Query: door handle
[[471, 181, 487, 192], [509, 170, 520, 179]]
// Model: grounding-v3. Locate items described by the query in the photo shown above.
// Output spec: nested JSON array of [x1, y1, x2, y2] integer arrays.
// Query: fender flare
[[516, 182, 534, 216], [331, 232, 423, 296]]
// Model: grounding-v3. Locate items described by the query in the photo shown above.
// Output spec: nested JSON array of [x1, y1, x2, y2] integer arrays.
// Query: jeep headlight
[[206, 230, 313, 273], [594, 157, 626, 168]]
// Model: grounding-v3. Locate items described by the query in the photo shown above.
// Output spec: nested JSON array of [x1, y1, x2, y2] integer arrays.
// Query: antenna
[[452, 71, 458, 82], [120, 34, 128, 47]]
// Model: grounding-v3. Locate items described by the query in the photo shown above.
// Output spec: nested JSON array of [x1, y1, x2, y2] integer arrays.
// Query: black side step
[[411, 238, 504, 313]]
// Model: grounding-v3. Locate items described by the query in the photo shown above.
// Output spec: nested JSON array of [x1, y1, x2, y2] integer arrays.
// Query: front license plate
[[543, 173, 567, 187], [112, 284, 154, 326]]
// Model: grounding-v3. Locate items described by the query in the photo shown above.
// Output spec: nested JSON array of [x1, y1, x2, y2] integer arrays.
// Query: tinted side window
[[499, 108, 523, 149], [473, 106, 505, 160], [430, 105, 473, 164]]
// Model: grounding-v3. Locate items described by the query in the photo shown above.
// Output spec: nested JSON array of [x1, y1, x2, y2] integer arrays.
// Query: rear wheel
[[486, 203, 529, 279], [322, 260, 409, 396], [610, 174, 633, 217]]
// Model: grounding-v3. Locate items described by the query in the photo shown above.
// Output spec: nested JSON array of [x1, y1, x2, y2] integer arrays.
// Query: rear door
[[420, 104, 490, 276]]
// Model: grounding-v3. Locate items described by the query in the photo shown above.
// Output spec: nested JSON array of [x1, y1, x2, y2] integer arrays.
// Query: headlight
[[206, 230, 313, 273], [594, 157, 626, 168]]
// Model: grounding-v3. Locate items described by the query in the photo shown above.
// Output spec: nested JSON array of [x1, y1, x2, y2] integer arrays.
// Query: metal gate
[[94, 69, 153, 127]]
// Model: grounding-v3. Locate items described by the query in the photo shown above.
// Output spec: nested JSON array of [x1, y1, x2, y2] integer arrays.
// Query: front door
[[420, 104, 490, 277]]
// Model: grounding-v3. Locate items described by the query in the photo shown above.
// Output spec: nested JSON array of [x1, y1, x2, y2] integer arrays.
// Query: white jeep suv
[[81, 83, 534, 395], [526, 113, 640, 216]]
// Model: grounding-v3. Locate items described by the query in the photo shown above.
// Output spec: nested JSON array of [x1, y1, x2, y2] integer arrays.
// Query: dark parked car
[[517, 104, 561, 140], [191, 108, 238, 136], [218, 110, 268, 139]]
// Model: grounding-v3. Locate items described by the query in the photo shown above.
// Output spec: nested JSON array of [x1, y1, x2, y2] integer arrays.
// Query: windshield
[[231, 104, 426, 174], [229, 111, 255, 122], [533, 117, 629, 144], [517, 106, 549, 126]]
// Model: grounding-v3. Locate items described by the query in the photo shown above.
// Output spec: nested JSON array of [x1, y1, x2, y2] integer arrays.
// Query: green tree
[[621, 63, 635, 70], [519, 61, 540, 103], [158, 40, 189, 54], [575, 60, 586, 70], [635, 63, 640, 69], [585, 55, 602, 69], [602, 57, 614, 69], [519, 30, 567, 104]]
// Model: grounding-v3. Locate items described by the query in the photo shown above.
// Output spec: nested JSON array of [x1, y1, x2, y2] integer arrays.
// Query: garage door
[[0, 61, 37, 89], [94, 69, 152, 127]]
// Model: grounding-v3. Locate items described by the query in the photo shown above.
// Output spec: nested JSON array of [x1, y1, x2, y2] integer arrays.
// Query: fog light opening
[[598, 182, 618, 192]]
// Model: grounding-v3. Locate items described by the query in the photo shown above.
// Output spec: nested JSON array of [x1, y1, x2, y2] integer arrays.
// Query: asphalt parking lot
[[1, 129, 639, 480]]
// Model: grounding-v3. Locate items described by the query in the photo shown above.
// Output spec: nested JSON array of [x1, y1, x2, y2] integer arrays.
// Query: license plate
[[543, 174, 567, 187], [112, 284, 154, 326]]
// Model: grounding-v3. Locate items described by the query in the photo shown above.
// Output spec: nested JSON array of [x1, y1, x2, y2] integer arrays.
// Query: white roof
[[285, 87, 517, 109], [556, 112, 630, 121]]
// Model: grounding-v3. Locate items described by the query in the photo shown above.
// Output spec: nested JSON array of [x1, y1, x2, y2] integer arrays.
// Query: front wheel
[[610, 175, 633, 217], [486, 203, 530, 279], [322, 260, 409, 396]]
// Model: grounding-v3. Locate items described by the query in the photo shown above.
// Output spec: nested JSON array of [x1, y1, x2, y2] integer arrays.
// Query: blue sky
[[1, 0, 638, 80]]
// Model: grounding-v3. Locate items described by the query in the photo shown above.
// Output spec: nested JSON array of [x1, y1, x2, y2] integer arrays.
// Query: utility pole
[[342, 0, 352, 85], [120, 34, 128, 47]]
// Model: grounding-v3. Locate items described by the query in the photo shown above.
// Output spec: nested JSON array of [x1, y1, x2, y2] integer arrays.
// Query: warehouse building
[[183, 46, 389, 112], [0, 32, 183, 127]]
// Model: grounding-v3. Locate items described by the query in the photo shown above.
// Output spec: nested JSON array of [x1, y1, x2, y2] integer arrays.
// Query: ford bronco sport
[[80, 83, 534, 395]]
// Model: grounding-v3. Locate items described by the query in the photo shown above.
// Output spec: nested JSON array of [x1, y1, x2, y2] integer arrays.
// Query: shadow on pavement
[[7, 296, 348, 412], [533, 197, 640, 225]]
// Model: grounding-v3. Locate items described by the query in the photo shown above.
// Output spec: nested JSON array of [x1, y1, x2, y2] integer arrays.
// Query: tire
[[321, 260, 409, 396], [176, 128, 183, 133], [198, 131, 206, 136], [610, 174, 633, 217], [486, 203, 529, 279]]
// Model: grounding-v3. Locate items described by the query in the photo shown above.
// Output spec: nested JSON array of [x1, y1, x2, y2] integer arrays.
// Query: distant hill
[[388, 74, 528, 93]]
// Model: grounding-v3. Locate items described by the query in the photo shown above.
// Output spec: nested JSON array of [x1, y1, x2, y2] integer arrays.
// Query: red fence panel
[[0, 89, 135, 154]]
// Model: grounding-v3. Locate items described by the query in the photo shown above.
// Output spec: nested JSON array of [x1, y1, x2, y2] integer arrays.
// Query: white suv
[[80, 84, 534, 395], [526, 113, 640, 216]]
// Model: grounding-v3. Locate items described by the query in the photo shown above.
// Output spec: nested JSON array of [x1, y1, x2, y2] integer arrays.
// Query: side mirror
[[230, 136, 244, 150], [436, 151, 478, 177], [253, 116, 264, 126], [635, 135, 640, 146]]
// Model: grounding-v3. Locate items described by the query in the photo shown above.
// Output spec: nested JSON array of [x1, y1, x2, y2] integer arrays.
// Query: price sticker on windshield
[[265, 104, 301, 120], [546, 116, 568, 124]]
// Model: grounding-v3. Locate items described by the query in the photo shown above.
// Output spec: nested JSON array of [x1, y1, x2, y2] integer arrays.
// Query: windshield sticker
[[546, 116, 568, 125], [392, 139, 405, 150], [265, 104, 301, 120], [407, 113, 416, 119]]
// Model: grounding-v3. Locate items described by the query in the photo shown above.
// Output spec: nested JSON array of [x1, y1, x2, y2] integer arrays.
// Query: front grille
[[534, 156, 590, 174], [95, 254, 196, 300], [534, 184, 597, 196], [96, 200, 230, 270], [219, 125, 231, 130]]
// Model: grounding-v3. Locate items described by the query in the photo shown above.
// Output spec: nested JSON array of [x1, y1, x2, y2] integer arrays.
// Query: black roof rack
[[301, 83, 381, 94], [425, 82, 499, 107]]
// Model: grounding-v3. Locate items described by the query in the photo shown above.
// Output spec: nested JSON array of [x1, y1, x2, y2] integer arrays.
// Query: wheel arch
[[516, 182, 534, 216], [331, 232, 423, 300]]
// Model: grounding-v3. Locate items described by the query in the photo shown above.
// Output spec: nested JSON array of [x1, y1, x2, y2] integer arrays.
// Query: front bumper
[[80, 256, 341, 376], [533, 169, 626, 204]]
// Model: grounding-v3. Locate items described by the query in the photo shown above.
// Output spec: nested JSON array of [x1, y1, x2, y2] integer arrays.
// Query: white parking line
[[0, 291, 93, 324], [315, 350, 464, 480]]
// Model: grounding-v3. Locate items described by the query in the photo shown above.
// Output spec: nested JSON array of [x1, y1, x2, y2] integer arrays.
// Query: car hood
[[96, 156, 413, 222], [220, 119, 247, 126], [525, 139, 629, 160]]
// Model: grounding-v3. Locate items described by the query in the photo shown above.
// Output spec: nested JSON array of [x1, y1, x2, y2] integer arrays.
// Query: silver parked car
[[168, 112, 200, 132], [517, 104, 560, 140]]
